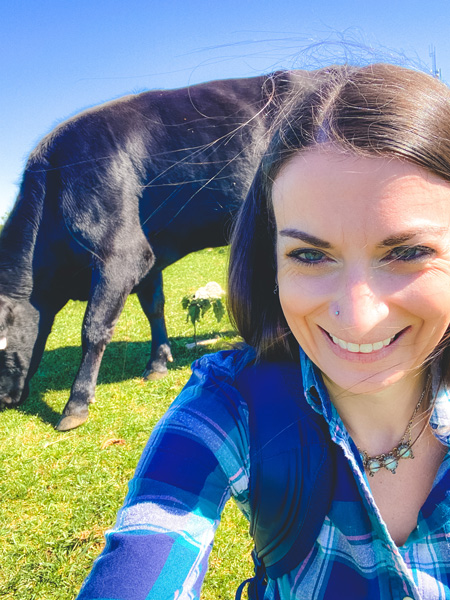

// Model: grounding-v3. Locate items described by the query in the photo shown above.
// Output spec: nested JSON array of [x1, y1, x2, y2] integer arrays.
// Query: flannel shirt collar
[[299, 346, 350, 446], [299, 345, 450, 449]]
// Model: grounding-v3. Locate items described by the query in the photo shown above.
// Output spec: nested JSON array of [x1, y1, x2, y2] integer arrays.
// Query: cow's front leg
[[56, 261, 147, 431], [137, 270, 173, 380]]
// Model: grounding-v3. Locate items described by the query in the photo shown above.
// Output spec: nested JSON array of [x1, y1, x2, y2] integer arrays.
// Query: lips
[[323, 328, 405, 354]]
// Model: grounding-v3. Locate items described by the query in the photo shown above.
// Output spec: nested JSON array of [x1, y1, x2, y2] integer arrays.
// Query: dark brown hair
[[228, 63, 450, 363]]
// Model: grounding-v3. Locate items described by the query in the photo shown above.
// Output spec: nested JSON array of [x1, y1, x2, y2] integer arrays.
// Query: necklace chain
[[358, 377, 429, 477]]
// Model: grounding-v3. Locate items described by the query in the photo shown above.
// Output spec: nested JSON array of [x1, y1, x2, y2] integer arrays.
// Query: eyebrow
[[278, 229, 332, 248], [377, 227, 449, 247], [279, 226, 448, 249]]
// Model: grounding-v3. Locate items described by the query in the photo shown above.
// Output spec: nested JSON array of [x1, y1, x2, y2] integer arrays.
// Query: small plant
[[181, 282, 225, 345]]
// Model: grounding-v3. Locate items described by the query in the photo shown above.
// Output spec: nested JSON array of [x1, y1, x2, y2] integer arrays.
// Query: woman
[[77, 63, 450, 599]]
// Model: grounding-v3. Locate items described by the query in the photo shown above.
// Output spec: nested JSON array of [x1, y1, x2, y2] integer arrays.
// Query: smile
[[326, 331, 399, 354]]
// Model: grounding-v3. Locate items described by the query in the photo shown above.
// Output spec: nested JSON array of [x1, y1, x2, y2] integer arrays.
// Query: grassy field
[[0, 247, 253, 599]]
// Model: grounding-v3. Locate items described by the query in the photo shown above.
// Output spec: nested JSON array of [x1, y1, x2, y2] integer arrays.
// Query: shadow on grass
[[11, 331, 238, 427]]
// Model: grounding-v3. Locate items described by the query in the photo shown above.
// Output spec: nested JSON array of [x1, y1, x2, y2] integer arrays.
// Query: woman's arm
[[76, 351, 251, 600]]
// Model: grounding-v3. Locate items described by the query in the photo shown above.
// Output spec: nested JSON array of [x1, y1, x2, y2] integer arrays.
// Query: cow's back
[[25, 70, 324, 277]]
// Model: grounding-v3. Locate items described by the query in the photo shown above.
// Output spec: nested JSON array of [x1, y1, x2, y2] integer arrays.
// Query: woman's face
[[273, 147, 450, 395]]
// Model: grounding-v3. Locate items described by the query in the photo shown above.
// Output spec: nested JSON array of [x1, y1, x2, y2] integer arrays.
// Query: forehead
[[272, 148, 450, 237]]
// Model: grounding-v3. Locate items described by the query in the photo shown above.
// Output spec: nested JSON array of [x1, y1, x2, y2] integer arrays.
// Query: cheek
[[277, 263, 334, 321], [278, 277, 330, 341], [396, 274, 450, 330], [278, 278, 314, 321]]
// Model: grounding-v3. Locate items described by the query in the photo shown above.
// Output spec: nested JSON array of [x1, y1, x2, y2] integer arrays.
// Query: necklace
[[359, 380, 429, 477]]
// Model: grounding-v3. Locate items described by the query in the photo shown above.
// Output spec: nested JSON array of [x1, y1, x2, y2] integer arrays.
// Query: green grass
[[0, 247, 253, 600]]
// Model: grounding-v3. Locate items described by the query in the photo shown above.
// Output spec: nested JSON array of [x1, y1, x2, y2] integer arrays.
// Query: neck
[[324, 370, 429, 457]]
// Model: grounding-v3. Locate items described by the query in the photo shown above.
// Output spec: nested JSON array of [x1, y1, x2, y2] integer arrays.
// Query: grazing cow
[[0, 68, 325, 430]]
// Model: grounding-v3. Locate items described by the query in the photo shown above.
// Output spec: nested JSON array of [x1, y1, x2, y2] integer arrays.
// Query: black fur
[[0, 69, 321, 429]]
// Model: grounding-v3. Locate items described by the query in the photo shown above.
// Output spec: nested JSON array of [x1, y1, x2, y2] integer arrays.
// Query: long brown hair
[[228, 63, 450, 366]]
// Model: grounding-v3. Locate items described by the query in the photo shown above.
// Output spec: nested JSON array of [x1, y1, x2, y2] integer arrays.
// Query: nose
[[335, 268, 389, 336], [0, 394, 14, 407]]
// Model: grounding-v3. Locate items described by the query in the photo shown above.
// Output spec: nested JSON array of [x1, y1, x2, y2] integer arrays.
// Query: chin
[[321, 354, 432, 397]]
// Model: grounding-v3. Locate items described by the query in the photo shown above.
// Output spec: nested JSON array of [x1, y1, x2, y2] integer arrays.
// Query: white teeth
[[359, 344, 372, 354], [329, 333, 396, 354]]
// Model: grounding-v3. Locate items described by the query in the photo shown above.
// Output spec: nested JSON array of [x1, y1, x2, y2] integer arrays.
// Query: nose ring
[[335, 310, 340, 316]]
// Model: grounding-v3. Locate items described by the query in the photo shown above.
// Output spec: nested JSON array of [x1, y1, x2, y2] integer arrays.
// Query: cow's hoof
[[142, 369, 167, 381], [55, 413, 89, 431]]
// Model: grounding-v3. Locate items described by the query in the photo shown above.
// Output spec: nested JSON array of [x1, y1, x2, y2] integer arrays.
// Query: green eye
[[388, 246, 434, 262], [288, 249, 328, 265]]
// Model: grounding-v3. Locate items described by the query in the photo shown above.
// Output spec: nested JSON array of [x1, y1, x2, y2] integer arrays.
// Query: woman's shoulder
[[161, 346, 302, 445], [158, 346, 259, 437], [179, 346, 307, 439], [189, 345, 257, 384], [158, 345, 305, 442], [166, 346, 258, 427], [188, 344, 301, 388]]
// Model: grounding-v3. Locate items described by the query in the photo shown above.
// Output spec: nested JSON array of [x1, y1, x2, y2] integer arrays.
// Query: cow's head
[[0, 295, 40, 408]]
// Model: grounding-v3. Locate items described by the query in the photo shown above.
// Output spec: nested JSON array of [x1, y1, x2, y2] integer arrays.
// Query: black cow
[[0, 68, 323, 430]]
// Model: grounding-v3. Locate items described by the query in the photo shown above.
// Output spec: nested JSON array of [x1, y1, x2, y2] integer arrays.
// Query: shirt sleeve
[[76, 351, 251, 600]]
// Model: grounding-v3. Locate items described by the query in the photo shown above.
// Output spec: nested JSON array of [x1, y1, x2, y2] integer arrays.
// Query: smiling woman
[[77, 64, 450, 600], [273, 150, 450, 395]]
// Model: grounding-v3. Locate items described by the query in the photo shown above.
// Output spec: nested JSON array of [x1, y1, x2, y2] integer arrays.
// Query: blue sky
[[2, 0, 450, 218]]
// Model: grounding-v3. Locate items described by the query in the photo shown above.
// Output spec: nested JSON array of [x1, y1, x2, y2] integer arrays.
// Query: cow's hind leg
[[56, 253, 152, 431], [137, 270, 173, 380]]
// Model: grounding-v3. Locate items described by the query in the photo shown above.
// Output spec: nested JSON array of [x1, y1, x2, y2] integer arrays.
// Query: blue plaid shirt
[[77, 348, 450, 600]]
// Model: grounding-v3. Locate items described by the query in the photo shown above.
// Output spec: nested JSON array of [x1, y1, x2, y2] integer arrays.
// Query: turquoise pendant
[[397, 443, 414, 460], [367, 458, 382, 477], [361, 441, 415, 477], [383, 454, 399, 473]]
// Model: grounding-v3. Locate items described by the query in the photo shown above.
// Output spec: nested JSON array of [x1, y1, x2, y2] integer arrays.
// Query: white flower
[[193, 281, 225, 300], [204, 281, 225, 297], [193, 287, 207, 300]]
